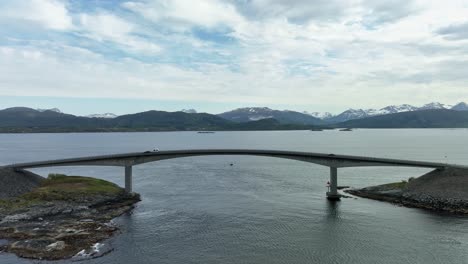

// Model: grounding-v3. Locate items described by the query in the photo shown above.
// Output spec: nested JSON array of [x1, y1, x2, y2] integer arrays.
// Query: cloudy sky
[[0, 0, 467, 115]]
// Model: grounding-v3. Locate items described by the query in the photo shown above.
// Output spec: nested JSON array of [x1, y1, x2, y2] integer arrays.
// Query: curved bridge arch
[[5, 149, 465, 200]]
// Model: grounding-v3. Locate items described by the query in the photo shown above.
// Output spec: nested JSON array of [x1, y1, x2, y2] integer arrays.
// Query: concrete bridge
[[5, 149, 467, 200]]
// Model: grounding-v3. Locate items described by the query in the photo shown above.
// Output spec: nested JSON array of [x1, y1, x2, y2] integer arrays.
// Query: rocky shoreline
[[346, 167, 468, 214], [0, 172, 140, 260]]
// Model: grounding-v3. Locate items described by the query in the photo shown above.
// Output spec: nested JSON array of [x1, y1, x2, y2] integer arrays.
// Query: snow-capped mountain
[[316, 102, 466, 123], [86, 113, 118, 118], [378, 104, 419, 114], [181, 109, 197, 114], [36, 108, 62, 113], [218, 107, 324, 125], [419, 102, 453, 110], [218, 107, 275, 122], [304, 111, 334, 119], [325, 109, 372, 123]]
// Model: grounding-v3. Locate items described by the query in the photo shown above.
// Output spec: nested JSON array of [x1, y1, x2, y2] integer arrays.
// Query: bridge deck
[[4, 149, 467, 170]]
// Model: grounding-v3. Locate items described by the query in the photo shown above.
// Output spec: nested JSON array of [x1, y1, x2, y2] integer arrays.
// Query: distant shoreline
[[1, 127, 467, 134], [0, 128, 334, 134]]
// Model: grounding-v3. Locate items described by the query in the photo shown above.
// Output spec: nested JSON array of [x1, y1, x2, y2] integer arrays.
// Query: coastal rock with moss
[[0, 170, 140, 260], [346, 168, 468, 214]]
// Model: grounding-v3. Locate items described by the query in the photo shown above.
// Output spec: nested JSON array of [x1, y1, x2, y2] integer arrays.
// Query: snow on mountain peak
[[378, 104, 418, 114], [304, 111, 333, 119], [419, 102, 452, 110], [86, 113, 118, 118], [181, 109, 197, 114], [36, 108, 62, 113], [233, 107, 273, 113]]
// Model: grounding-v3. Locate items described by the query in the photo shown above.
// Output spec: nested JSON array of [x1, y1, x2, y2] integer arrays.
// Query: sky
[[0, 0, 468, 115]]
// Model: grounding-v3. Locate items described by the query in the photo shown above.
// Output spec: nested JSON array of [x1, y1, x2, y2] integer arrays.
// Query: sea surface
[[1, 129, 468, 264]]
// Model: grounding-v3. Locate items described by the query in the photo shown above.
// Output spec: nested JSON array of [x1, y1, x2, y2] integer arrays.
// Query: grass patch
[[44, 174, 121, 194], [0, 198, 40, 210], [381, 181, 408, 189], [22, 174, 123, 201]]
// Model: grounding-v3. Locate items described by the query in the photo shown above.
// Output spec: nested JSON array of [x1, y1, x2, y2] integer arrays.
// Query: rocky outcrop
[[0, 191, 140, 260], [0, 173, 140, 260], [346, 168, 468, 214]]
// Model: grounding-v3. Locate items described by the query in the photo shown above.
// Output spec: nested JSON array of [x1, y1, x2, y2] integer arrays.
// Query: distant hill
[[0, 107, 101, 129], [218, 107, 324, 125], [337, 109, 468, 128], [229, 118, 314, 130], [452, 102, 468, 111], [110, 110, 232, 131]]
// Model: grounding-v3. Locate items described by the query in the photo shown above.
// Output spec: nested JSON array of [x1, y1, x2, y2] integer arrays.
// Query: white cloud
[[79, 13, 134, 40], [1, 0, 468, 112], [123, 0, 244, 29], [1, 42, 467, 112], [0, 0, 72, 30], [236, 0, 358, 23], [78, 13, 161, 54]]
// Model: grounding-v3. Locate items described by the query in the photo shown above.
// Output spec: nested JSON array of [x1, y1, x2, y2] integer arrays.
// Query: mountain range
[[1, 101, 467, 132], [0, 107, 313, 133], [339, 109, 468, 128], [218, 102, 468, 125], [307, 102, 468, 123], [218, 107, 324, 125]]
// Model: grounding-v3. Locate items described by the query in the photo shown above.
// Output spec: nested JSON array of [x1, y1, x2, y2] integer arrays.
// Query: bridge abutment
[[327, 167, 340, 201], [125, 166, 133, 193]]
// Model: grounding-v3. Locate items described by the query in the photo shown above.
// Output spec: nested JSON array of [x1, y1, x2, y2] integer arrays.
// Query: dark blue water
[[1, 129, 468, 263]]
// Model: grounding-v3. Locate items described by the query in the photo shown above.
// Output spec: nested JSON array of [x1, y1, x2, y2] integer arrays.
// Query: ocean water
[[1, 129, 468, 264]]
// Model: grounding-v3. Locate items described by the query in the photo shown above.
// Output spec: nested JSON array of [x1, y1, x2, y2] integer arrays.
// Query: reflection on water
[[325, 200, 341, 220]]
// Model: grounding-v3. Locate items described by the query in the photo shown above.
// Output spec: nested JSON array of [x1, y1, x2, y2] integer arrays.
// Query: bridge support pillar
[[125, 166, 133, 193], [327, 167, 340, 201]]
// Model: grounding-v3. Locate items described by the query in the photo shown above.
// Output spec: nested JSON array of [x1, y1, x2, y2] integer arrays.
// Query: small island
[[346, 167, 468, 214], [0, 168, 140, 260]]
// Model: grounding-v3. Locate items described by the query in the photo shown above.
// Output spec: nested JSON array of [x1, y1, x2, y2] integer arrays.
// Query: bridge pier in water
[[327, 167, 340, 201], [125, 166, 133, 193]]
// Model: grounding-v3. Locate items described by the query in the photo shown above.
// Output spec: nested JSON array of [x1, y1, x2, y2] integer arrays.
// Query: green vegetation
[[0, 196, 40, 209], [381, 181, 408, 189], [0, 174, 123, 209], [23, 174, 122, 200]]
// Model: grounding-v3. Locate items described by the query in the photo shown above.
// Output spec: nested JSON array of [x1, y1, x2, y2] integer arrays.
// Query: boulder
[[46, 241, 66, 251]]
